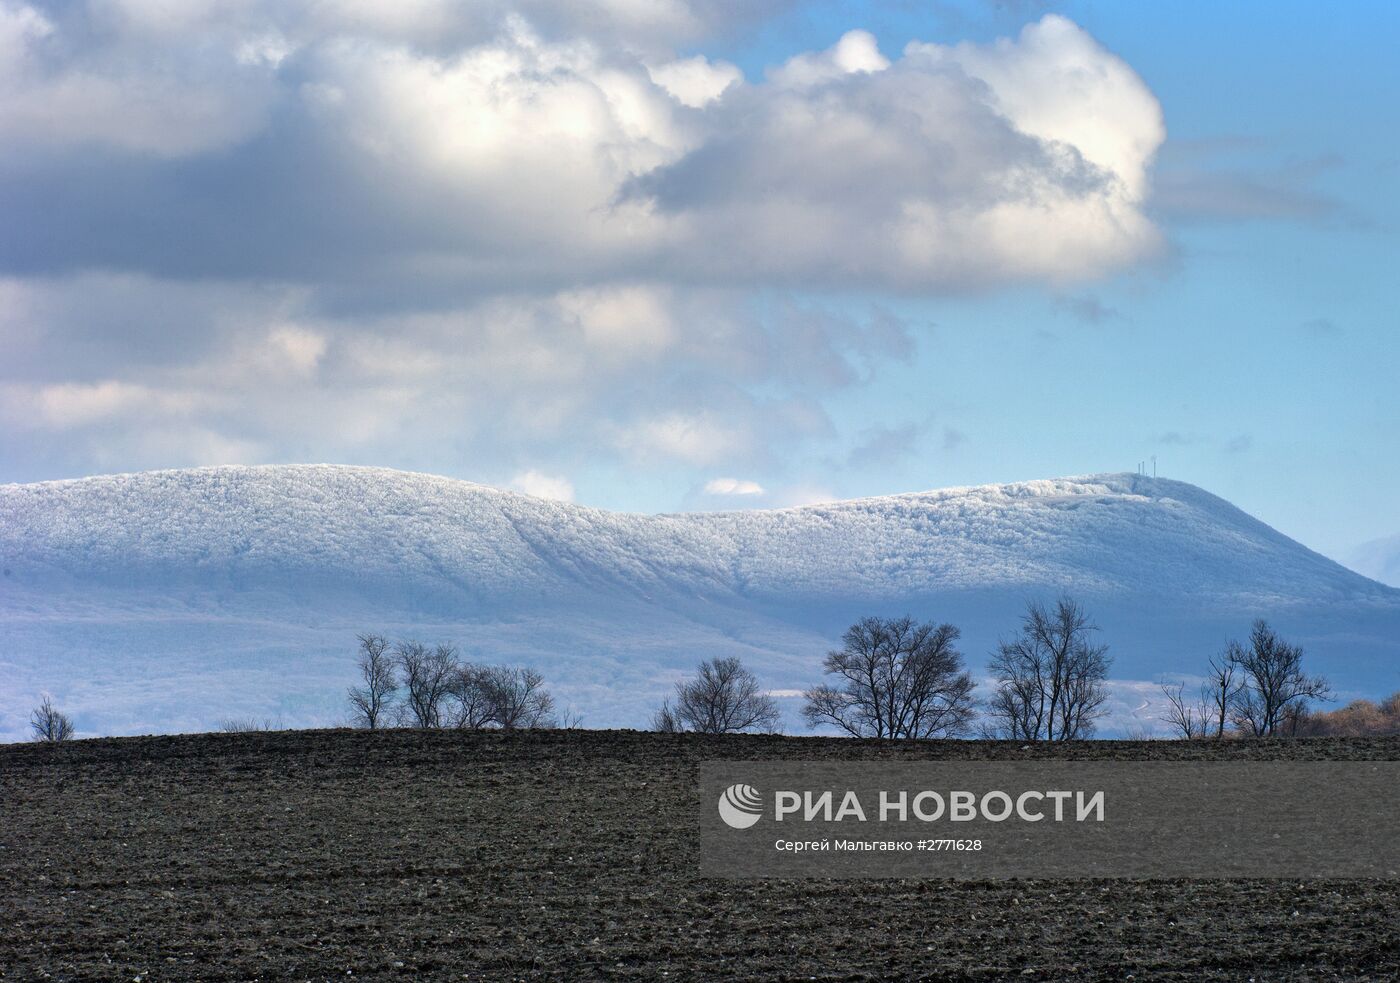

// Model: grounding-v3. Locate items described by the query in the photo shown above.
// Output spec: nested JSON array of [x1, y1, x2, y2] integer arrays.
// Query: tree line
[[653, 598, 1364, 742], [346, 635, 573, 730], [22, 598, 1386, 743], [653, 597, 1114, 740]]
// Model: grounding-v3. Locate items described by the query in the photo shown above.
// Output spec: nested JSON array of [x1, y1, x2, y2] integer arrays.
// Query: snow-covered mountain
[[3, 465, 1398, 740]]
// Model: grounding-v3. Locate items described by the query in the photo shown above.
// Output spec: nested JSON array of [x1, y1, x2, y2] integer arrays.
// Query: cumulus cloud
[[648, 54, 741, 107], [629, 16, 1164, 288], [704, 477, 765, 496], [0, 4, 1169, 485], [1, 6, 1162, 289], [766, 28, 889, 87]]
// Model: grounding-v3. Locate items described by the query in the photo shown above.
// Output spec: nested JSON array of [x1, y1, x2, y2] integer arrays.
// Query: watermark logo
[[718, 783, 763, 829], [701, 762, 1400, 879]]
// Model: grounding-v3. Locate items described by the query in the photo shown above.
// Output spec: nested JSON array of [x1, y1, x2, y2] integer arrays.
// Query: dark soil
[[3, 729, 1399, 981]]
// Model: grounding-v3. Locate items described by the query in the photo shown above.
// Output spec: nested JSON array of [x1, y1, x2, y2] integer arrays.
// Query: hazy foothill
[[25, 590, 1392, 743]]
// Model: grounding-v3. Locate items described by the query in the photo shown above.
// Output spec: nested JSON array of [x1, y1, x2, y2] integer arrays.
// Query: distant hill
[[3, 465, 1397, 740]]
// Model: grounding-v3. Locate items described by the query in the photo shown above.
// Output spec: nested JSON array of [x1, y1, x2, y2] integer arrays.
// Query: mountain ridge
[[2, 465, 1397, 740]]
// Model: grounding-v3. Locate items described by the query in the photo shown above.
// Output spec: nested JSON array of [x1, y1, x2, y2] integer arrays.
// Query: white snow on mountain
[[3, 465, 1397, 741]]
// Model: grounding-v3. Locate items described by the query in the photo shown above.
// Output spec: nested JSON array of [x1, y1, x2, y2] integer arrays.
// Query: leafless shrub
[[984, 597, 1111, 741], [1160, 650, 1243, 740], [656, 657, 780, 734], [804, 616, 976, 739], [557, 707, 584, 730], [219, 716, 282, 733], [445, 662, 557, 729], [1226, 620, 1329, 737], [30, 696, 75, 742], [480, 665, 556, 729], [652, 700, 682, 733], [1159, 680, 1209, 740], [347, 634, 399, 729]]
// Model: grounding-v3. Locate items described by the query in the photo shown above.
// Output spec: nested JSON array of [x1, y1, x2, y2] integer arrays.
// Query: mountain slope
[[3, 466, 1398, 740]]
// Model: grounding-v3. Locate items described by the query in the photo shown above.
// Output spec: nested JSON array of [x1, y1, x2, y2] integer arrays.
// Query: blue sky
[[0, 0, 1396, 567], [694, 0, 1400, 559]]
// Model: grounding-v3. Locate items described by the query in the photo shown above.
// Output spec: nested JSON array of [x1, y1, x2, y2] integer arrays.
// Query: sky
[[1, 0, 1397, 569]]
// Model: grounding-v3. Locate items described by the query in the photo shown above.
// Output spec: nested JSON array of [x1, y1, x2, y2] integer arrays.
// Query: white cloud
[[704, 477, 765, 496], [3, 7, 1163, 289], [259, 327, 329, 378], [559, 284, 677, 353], [620, 413, 748, 466], [911, 15, 1163, 201], [648, 54, 741, 107], [0, 275, 869, 480], [768, 29, 889, 88], [2, 380, 197, 429], [0, 0, 277, 156], [510, 469, 575, 501], [0, 8, 1170, 483], [630, 15, 1164, 288]]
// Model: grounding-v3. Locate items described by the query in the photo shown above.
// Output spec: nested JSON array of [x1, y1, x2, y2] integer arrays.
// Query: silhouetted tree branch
[[803, 616, 976, 739], [984, 597, 1111, 741]]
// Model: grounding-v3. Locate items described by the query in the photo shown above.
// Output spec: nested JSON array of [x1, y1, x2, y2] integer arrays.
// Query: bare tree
[[1202, 651, 1240, 739], [1159, 681, 1208, 740], [984, 597, 1111, 741], [1227, 620, 1329, 737], [397, 641, 458, 728], [655, 657, 781, 734], [803, 616, 976, 739], [30, 696, 75, 742], [446, 662, 497, 729], [1160, 651, 1241, 741], [347, 634, 398, 729]]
